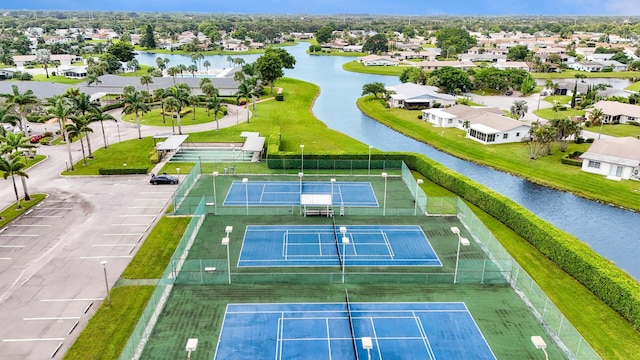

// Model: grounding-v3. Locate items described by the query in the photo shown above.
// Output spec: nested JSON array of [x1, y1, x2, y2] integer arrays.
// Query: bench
[[304, 209, 334, 217]]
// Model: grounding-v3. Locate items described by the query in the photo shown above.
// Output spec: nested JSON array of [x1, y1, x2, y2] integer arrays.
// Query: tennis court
[[214, 301, 495, 360], [223, 180, 378, 207], [238, 225, 441, 267]]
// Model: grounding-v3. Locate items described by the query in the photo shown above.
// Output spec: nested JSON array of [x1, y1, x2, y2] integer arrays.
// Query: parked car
[[150, 173, 179, 185], [12, 125, 31, 134], [30, 134, 46, 143]]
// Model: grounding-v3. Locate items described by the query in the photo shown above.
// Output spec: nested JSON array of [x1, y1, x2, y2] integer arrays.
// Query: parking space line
[[10, 224, 52, 227], [111, 223, 148, 226], [80, 256, 133, 259], [0, 258, 11, 260], [0, 234, 39, 237], [2, 338, 65, 342], [133, 199, 168, 201], [0, 245, 25, 248], [40, 298, 102, 302], [119, 214, 157, 217], [23, 317, 81, 321], [127, 206, 160, 209], [92, 244, 136, 247], [45, 200, 81, 203], [102, 233, 143, 236], [36, 208, 73, 210], [25, 215, 63, 218]]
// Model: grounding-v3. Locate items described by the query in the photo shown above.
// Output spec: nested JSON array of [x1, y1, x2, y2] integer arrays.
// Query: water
[[136, 44, 640, 280]]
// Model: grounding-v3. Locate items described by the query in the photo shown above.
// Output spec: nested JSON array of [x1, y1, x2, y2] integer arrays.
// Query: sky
[[2, 0, 640, 16]]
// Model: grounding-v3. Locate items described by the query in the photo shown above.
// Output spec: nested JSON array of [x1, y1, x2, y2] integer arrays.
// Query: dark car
[[30, 134, 46, 144], [150, 173, 179, 185]]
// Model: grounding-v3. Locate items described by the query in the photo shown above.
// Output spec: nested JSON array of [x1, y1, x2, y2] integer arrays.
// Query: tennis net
[[345, 289, 360, 360], [333, 216, 343, 269]]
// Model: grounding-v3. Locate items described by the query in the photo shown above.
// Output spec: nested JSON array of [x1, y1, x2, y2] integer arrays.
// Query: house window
[[487, 134, 496, 142], [516, 132, 520, 137], [447, 119, 453, 124], [628, 117, 635, 121], [503, 133, 509, 139], [588, 161, 601, 169]]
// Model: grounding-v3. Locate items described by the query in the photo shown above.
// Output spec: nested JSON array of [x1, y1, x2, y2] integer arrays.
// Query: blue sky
[[2, 0, 640, 16]]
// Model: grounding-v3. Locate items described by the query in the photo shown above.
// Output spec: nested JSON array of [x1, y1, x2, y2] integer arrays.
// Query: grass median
[[0, 193, 47, 227], [341, 60, 406, 76]]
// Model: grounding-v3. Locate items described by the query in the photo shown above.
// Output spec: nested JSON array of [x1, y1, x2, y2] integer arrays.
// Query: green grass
[[544, 95, 572, 105], [121, 217, 191, 279], [534, 107, 586, 120], [63, 137, 155, 175], [308, 49, 367, 57], [63, 286, 155, 360], [625, 81, 640, 92], [341, 60, 406, 76], [30, 74, 85, 84], [118, 64, 153, 77], [0, 193, 46, 227], [121, 107, 221, 127], [357, 96, 640, 211], [585, 123, 640, 137], [532, 69, 640, 79], [25, 154, 46, 168]]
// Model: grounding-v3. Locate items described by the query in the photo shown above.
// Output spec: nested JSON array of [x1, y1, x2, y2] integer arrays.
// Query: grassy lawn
[[30, 74, 85, 84], [0, 193, 47, 227], [544, 95, 572, 105], [63, 137, 155, 175], [121, 107, 221, 127], [626, 81, 640, 92], [585, 123, 640, 137], [342, 60, 406, 76], [358, 96, 640, 211], [533, 69, 640, 79], [63, 285, 155, 360], [534, 107, 586, 120], [121, 217, 191, 279], [117, 64, 153, 77]]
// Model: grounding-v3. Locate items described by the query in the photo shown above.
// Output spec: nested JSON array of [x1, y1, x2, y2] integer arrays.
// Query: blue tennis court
[[238, 225, 441, 267], [223, 181, 378, 207], [214, 302, 496, 360]]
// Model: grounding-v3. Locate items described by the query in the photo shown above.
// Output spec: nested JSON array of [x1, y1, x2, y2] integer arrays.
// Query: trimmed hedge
[[275, 94, 284, 101], [561, 151, 583, 166], [98, 168, 149, 175], [100, 102, 124, 112]]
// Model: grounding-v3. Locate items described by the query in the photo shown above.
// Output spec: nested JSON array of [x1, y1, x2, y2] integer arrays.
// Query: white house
[[358, 55, 399, 66], [492, 61, 531, 71], [423, 105, 531, 144], [579, 137, 640, 181], [567, 61, 605, 72], [586, 101, 640, 124], [598, 60, 629, 72], [386, 83, 457, 109], [415, 60, 476, 71]]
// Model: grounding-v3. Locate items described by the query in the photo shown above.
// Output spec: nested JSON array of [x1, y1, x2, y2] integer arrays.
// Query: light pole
[[298, 172, 304, 215], [100, 261, 111, 307], [362, 337, 373, 360], [342, 236, 349, 283], [381, 172, 388, 216], [330, 178, 336, 205], [185, 338, 198, 360], [531, 336, 549, 360], [242, 178, 249, 215], [414, 179, 424, 216], [451, 227, 470, 284], [221, 236, 230, 284], [212, 171, 219, 215], [232, 144, 236, 167], [300, 144, 304, 172], [176, 168, 180, 183], [368, 145, 373, 175], [116, 122, 121, 143]]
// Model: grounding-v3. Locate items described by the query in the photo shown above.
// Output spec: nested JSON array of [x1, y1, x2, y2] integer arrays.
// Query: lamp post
[[232, 144, 236, 167], [212, 171, 219, 215], [451, 227, 470, 284], [342, 235, 349, 284], [221, 237, 230, 284], [531, 336, 549, 360], [100, 261, 111, 307], [242, 178, 249, 215], [362, 337, 373, 360], [300, 144, 304, 172], [330, 178, 336, 206], [185, 338, 198, 360], [368, 145, 373, 175], [414, 179, 424, 216], [176, 168, 181, 183], [116, 122, 121, 143], [381, 172, 388, 216]]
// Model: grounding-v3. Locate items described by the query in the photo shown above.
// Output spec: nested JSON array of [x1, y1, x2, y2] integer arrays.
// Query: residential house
[[586, 101, 640, 124], [567, 61, 605, 72], [343, 45, 364, 52], [415, 60, 476, 71], [59, 65, 87, 79], [358, 55, 399, 66], [386, 83, 457, 109], [598, 60, 629, 72], [458, 53, 507, 62], [12, 54, 82, 68], [422, 105, 531, 144], [579, 137, 640, 180], [586, 53, 615, 62], [0, 69, 15, 80], [396, 49, 440, 60], [492, 61, 531, 71]]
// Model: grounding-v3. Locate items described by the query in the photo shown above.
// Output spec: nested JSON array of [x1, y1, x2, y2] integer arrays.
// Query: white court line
[[2, 338, 65, 342], [0, 234, 39, 237], [140, 192, 174, 194], [92, 244, 136, 247], [40, 298, 102, 302], [10, 224, 51, 227], [80, 256, 133, 259], [23, 317, 81, 321], [0, 245, 25, 248]]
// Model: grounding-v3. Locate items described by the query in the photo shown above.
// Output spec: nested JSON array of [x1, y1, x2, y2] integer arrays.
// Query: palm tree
[[190, 52, 204, 70], [86, 74, 102, 87], [199, 78, 211, 88], [589, 108, 606, 139], [163, 97, 180, 134], [0, 131, 35, 200], [163, 84, 190, 135], [510, 100, 528, 120], [0, 156, 28, 209], [246, 77, 262, 118], [154, 88, 168, 124], [226, 55, 234, 68], [207, 95, 223, 130], [69, 92, 99, 117], [234, 58, 246, 67], [188, 95, 200, 120], [235, 81, 258, 123], [203, 60, 211, 72], [156, 57, 170, 72], [0, 85, 39, 135], [0, 105, 20, 130], [187, 64, 198, 77], [177, 64, 187, 78], [67, 116, 93, 165], [122, 90, 149, 139], [167, 66, 179, 84], [89, 109, 115, 149], [140, 74, 153, 94], [45, 98, 76, 171]]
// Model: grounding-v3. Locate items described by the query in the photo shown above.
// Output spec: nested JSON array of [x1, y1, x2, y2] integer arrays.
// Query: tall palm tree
[[68, 92, 99, 117], [187, 64, 198, 77], [234, 58, 246, 67], [163, 84, 190, 134], [67, 116, 93, 165], [199, 78, 211, 88], [167, 66, 179, 84], [190, 52, 204, 70], [45, 98, 76, 171], [207, 95, 222, 131], [0, 156, 28, 209], [0, 85, 39, 134], [122, 90, 149, 140], [177, 64, 187, 78], [87, 74, 102, 87], [589, 108, 606, 139], [154, 88, 168, 124], [203, 60, 211, 72], [235, 81, 256, 123], [163, 97, 180, 135], [0, 105, 20, 130], [140, 74, 153, 94], [226, 55, 234, 68], [510, 100, 528, 120], [246, 76, 262, 118], [89, 109, 115, 149], [188, 95, 199, 120], [0, 131, 35, 200]]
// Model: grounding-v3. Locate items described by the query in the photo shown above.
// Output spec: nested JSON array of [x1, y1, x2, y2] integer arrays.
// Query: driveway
[[465, 92, 552, 122]]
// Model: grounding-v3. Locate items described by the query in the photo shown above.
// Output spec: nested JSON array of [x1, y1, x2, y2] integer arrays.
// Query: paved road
[[465, 91, 552, 122], [0, 105, 249, 359]]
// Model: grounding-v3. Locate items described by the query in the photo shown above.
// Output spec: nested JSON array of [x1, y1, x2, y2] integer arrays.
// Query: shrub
[[219, 98, 238, 105], [432, 102, 441, 108], [417, 115, 423, 120], [628, 121, 640, 127], [98, 168, 149, 175], [586, 138, 595, 143], [574, 136, 585, 144], [275, 94, 284, 101], [149, 150, 159, 164], [561, 151, 583, 166], [100, 102, 124, 112]]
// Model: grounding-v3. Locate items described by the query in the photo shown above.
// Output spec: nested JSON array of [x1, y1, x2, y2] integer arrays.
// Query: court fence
[[119, 198, 207, 360], [265, 158, 403, 174], [172, 161, 202, 214], [456, 199, 600, 360]]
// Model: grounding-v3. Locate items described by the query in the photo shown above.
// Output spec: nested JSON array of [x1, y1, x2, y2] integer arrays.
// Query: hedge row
[[402, 153, 640, 330], [98, 168, 149, 175], [561, 151, 583, 167], [100, 102, 125, 112]]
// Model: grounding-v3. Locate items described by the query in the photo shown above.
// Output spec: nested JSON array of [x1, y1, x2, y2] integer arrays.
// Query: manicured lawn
[[308, 50, 367, 57], [534, 107, 586, 120], [357, 96, 640, 211], [63, 137, 155, 175], [121, 107, 221, 127], [626, 81, 640, 92], [63, 285, 155, 360], [30, 74, 85, 84], [342, 60, 406, 76], [0, 193, 47, 227], [117, 64, 153, 77], [533, 69, 640, 79], [544, 95, 572, 105], [585, 123, 640, 137]]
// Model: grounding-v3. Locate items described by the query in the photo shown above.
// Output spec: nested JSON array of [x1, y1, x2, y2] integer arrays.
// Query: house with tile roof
[[586, 101, 640, 124], [386, 83, 456, 109], [579, 137, 640, 180]]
